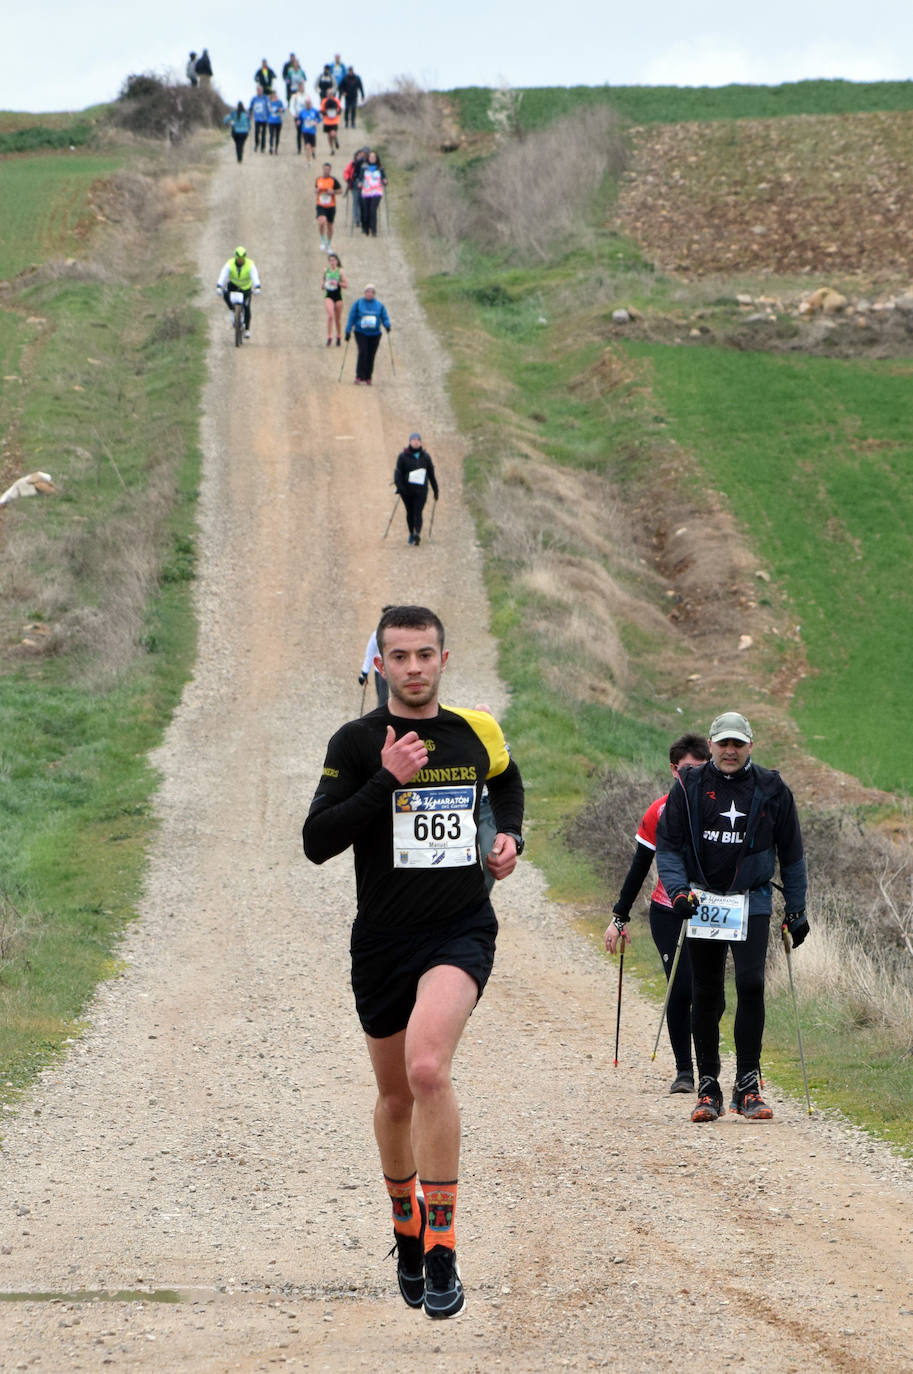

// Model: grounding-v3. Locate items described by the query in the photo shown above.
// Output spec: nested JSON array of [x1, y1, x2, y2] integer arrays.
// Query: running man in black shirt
[[303, 605, 524, 1319]]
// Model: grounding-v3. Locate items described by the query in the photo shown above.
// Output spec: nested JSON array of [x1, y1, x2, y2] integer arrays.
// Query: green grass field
[[449, 78, 913, 132], [0, 155, 122, 277], [0, 133, 203, 1101], [629, 342, 913, 792]]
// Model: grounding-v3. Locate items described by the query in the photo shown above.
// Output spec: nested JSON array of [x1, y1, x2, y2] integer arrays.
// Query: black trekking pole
[[613, 947, 624, 1067], [427, 497, 437, 541], [359, 678, 367, 716], [651, 921, 687, 1061], [382, 496, 399, 539], [337, 337, 349, 382], [384, 194, 390, 233], [387, 332, 396, 376], [781, 921, 813, 1114]]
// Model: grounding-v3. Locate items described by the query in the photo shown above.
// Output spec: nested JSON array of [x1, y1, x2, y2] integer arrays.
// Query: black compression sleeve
[[486, 758, 524, 835], [302, 768, 398, 864], [613, 841, 655, 918]]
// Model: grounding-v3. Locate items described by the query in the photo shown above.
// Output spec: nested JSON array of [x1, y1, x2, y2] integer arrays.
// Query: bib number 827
[[414, 813, 462, 842]]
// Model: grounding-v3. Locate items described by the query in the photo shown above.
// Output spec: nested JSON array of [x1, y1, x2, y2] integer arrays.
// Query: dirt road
[[2, 131, 913, 1373]]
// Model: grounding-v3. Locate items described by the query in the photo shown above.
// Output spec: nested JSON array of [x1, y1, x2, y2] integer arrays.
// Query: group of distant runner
[[221, 53, 366, 162], [215, 57, 392, 380]]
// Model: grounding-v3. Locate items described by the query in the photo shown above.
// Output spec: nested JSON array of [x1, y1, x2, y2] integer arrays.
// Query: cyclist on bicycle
[[216, 246, 261, 338]]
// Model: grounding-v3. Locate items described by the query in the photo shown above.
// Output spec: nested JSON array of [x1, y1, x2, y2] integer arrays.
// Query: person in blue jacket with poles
[[345, 284, 391, 385]]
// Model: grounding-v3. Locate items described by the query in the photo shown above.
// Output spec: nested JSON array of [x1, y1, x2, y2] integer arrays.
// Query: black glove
[[384, 326, 391, 333], [358, 672, 368, 686], [345, 332, 351, 342], [672, 891, 699, 921], [782, 910, 809, 948]]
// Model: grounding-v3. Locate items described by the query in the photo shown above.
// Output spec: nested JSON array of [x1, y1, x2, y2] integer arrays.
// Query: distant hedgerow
[[110, 73, 227, 141]]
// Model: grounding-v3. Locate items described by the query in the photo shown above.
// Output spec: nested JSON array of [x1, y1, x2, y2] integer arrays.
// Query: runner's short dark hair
[[377, 605, 445, 654], [669, 732, 710, 766]]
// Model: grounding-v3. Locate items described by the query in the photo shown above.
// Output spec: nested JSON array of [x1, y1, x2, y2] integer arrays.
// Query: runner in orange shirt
[[320, 91, 342, 152], [315, 163, 343, 253]]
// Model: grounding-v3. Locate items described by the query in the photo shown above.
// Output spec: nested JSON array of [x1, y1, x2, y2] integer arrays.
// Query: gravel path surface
[[2, 133, 913, 1373]]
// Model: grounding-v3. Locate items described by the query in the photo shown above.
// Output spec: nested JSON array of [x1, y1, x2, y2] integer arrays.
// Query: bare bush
[[767, 883, 913, 1046], [472, 105, 628, 261], [109, 73, 227, 142], [568, 767, 665, 889], [363, 78, 455, 169], [410, 163, 473, 268]]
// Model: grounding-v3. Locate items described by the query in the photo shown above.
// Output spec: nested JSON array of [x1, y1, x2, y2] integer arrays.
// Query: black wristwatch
[[503, 831, 525, 855]]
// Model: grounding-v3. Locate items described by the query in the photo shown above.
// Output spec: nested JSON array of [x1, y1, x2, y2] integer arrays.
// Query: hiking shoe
[[730, 1087, 774, 1120], [386, 1197, 426, 1309], [244, 329, 251, 339], [691, 1077, 723, 1123], [669, 1070, 695, 1094], [326, 338, 332, 348], [423, 1244, 464, 1320], [413, 535, 420, 546]]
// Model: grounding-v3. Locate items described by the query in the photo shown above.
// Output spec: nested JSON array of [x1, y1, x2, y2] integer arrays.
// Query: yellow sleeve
[[444, 706, 511, 779]]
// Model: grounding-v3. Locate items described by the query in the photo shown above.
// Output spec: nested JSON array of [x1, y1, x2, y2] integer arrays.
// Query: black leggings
[[232, 132, 248, 162], [223, 288, 252, 329], [254, 122, 267, 152], [268, 123, 281, 152], [689, 911, 770, 1083], [361, 196, 381, 235], [649, 902, 694, 1073], [399, 486, 428, 537], [354, 331, 381, 380]]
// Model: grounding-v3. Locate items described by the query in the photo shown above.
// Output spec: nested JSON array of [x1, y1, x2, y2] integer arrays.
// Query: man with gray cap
[[656, 711, 808, 1123], [394, 433, 439, 545]]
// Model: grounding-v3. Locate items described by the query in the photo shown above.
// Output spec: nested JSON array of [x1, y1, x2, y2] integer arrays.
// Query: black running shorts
[[350, 899, 498, 1039], [316, 204, 336, 222]]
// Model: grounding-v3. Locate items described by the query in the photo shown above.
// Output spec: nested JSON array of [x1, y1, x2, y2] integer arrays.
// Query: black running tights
[[688, 911, 770, 1082]]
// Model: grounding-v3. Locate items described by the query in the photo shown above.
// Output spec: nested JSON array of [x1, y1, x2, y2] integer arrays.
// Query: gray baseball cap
[[709, 711, 753, 743]]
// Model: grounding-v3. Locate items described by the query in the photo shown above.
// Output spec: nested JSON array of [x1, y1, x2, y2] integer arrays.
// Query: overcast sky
[[4, 0, 913, 113]]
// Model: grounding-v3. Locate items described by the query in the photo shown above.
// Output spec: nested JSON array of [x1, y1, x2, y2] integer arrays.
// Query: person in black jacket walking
[[394, 434, 439, 545], [340, 67, 366, 126], [656, 711, 808, 1125], [194, 49, 213, 86]]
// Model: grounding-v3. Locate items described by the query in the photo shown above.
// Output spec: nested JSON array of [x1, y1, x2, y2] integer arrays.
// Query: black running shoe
[[691, 1076, 723, 1123], [423, 1244, 465, 1320], [413, 534, 421, 546], [386, 1197, 426, 1309], [669, 1070, 695, 1094], [730, 1073, 773, 1120]]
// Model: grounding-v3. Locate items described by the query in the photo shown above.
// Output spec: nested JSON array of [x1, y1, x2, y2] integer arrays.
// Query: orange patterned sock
[[384, 1172, 422, 1238], [421, 1179, 458, 1252]]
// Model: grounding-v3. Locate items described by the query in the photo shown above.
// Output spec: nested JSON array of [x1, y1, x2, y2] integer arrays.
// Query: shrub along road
[[1, 131, 913, 1372]]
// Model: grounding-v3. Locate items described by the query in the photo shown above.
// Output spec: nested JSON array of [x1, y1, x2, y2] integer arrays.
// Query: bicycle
[[229, 289, 246, 347]]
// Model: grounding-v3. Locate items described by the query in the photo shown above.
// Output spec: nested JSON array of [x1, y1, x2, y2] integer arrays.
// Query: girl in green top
[[323, 252, 348, 347]]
